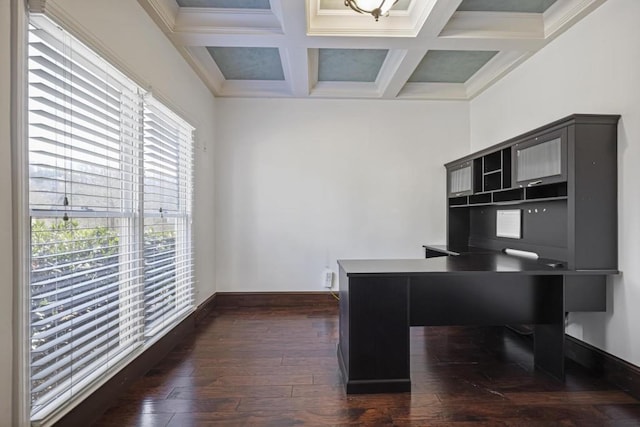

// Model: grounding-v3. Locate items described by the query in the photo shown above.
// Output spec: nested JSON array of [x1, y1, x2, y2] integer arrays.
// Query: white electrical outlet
[[323, 269, 333, 289]]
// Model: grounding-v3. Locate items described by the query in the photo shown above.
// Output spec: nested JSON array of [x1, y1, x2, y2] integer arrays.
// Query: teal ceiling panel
[[177, 0, 270, 8], [408, 50, 498, 83], [457, 0, 557, 13], [207, 47, 284, 81], [318, 49, 388, 82]]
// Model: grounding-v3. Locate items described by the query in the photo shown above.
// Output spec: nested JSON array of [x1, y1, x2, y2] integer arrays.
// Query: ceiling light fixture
[[344, 0, 398, 21]]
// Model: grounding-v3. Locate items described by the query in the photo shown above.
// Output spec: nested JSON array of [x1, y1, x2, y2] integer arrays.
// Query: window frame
[[21, 10, 197, 425]]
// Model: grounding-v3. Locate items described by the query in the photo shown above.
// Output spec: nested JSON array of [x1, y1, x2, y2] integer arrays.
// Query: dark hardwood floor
[[93, 304, 640, 426]]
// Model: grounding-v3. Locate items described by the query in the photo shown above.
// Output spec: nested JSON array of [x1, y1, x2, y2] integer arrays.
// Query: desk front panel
[[409, 274, 565, 326]]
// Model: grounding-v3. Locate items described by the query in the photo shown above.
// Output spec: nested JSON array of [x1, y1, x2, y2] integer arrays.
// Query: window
[[27, 15, 194, 422], [143, 97, 194, 337]]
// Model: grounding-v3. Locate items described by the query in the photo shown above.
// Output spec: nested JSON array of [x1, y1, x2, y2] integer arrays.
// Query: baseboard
[[54, 296, 218, 427], [195, 292, 218, 325], [214, 291, 338, 308], [565, 335, 640, 400], [508, 328, 640, 401]]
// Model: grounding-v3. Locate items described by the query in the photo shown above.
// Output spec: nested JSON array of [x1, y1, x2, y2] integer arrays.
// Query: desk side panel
[[571, 123, 618, 270], [338, 266, 350, 378], [347, 276, 410, 389], [564, 275, 606, 312]]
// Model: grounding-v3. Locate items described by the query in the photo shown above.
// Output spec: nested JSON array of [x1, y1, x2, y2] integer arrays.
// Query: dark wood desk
[[337, 253, 614, 394], [338, 115, 619, 394]]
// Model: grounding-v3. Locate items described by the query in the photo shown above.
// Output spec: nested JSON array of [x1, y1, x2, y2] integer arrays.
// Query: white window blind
[[26, 15, 195, 423], [143, 97, 194, 337]]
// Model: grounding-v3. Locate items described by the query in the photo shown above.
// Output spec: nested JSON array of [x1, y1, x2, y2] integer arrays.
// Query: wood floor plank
[[101, 397, 240, 414], [168, 385, 293, 399], [92, 305, 640, 426], [503, 390, 639, 405], [180, 356, 284, 367], [208, 374, 313, 386], [92, 412, 174, 427], [166, 408, 393, 427]]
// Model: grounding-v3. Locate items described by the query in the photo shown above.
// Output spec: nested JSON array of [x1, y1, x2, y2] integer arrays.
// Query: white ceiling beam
[[300, 36, 435, 49], [169, 32, 287, 47], [270, 0, 306, 39], [311, 81, 382, 98], [378, 49, 428, 98], [221, 80, 291, 97], [175, 7, 282, 34], [430, 36, 544, 51], [440, 11, 544, 39], [465, 51, 531, 99], [183, 46, 225, 96], [413, 0, 462, 39], [172, 31, 543, 51], [271, 0, 309, 96], [281, 48, 311, 97], [397, 82, 468, 100], [372, 0, 464, 99], [544, 0, 606, 40], [308, 49, 319, 92], [307, 16, 420, 37]]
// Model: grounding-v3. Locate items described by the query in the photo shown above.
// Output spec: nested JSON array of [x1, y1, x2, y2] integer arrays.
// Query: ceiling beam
[[174, 7, 282, 34], [440, 11, 544, 39], [378, 49, 428, 99], [281, 48, 311, 97], [271, 0, 309, 97]]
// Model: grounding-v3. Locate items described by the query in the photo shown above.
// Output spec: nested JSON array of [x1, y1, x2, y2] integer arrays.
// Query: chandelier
[[344, 0, 399, 21]]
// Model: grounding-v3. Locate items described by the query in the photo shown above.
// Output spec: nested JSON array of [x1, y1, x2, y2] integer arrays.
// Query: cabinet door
[[513, 128, 567, 187], [448, 161, 473, 197]]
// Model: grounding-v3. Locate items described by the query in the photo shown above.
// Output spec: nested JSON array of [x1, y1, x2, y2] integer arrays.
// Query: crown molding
[[137, 0, 178, 34], [465, 50, 531, 99], [544, 0, 606, 39]]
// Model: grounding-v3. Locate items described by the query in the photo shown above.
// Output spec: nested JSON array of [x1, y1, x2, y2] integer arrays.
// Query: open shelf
[[449, 196, 468, 206], [483, 172, 502, 192], [493, 188, 524, 203], [473, 158, 483, 193], [493, 196, 567, 206], [483, 151, 502, 173], [526, 182, 567, 200], [502, 148, 512, 188], [469, 193, 492, 205]]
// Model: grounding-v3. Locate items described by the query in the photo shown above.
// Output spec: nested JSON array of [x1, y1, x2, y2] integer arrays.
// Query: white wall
[[48, 0, 217, 305], [470, 0, 640, 365], [2, 0, 15, 424], [215, 98, 469, 292]]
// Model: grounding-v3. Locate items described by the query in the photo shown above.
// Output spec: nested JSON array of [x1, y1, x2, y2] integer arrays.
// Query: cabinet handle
[[527, 180, 543, 187]]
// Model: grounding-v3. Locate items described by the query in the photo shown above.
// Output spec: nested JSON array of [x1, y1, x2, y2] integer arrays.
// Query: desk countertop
[[338, 252, 617, 277], [422, 244, 488, 256]]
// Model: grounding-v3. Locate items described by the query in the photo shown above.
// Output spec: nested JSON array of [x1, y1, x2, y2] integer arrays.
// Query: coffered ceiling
[[138, 0, 606, 99]]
